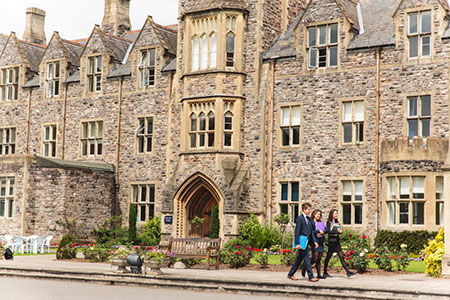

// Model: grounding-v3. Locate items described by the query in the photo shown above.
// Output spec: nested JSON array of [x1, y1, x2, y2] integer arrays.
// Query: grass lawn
[[250, 254, 425, 273]]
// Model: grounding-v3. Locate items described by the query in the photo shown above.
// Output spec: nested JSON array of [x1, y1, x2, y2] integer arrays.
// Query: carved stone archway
[[174, 173, 223, 237]]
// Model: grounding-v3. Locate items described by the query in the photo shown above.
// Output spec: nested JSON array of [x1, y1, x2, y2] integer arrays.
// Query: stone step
[[0, 267, 448, 300]]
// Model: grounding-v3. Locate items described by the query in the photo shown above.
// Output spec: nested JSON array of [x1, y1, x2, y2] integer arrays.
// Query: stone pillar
[[101, 0, 131, 36], [442, 159, 450, 277], [22, 8, 46, 45]]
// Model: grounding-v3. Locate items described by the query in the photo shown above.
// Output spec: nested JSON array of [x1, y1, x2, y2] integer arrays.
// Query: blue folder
[[292, 235, 308, 250]]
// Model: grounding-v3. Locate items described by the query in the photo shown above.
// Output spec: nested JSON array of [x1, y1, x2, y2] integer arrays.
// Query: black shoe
[[301, 267, 306, 278], [323, 273, 332, 278], [347, 271, 356, 278], [317, 274, 326, 279]]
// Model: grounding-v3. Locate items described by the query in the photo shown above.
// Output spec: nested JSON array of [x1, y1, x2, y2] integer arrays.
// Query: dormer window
[[87, 56, 102, 92], [0, 67, 19, 101], [46, 62, 60, 98], [408, 11, 431, 58], [307, 23, 338, 68], [139, 49, 155, 87], [191, 17, 218, 71], [226, 16, 236, 67]]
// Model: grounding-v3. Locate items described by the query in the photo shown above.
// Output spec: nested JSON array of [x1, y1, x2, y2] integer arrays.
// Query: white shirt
[[302, 212, 309, 225]]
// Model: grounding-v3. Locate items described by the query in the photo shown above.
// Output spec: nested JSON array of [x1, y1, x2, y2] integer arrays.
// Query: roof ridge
[[61, 39, 84, 47], [19, 39, 47, 49], [125, 29, 141, 34], [101, 31, 133, 43], [154, 22, 177, 33], [71, 38, 88, 43]]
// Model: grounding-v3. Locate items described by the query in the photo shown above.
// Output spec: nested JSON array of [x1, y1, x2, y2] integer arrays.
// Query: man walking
[[287, 202, 319, 282]]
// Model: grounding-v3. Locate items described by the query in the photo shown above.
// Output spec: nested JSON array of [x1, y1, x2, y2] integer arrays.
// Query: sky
[[0, 0, 179, 41]]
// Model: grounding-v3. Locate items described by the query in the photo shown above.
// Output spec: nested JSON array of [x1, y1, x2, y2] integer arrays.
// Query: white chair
[[27, 235, 39, 254], [35, 236, 45, 254], [13, 237, 25, 254], [43, 235, 53, 253], [3, 235, 14, 250]]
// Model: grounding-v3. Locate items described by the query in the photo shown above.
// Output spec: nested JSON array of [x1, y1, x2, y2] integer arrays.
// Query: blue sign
[[164, 216, 173, 224]]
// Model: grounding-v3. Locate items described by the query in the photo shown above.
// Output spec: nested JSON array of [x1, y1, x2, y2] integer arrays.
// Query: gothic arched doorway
[[174, 173, 222, 238]]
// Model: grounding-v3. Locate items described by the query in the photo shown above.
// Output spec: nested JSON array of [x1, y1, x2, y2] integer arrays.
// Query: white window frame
[[42, 124, 57, 158], [136, 117, 153, 154], [408, 10, 431, 58], [87, 56, 102, 92], [407, 95, 431, 141], [280, 105, 301, 147], [307, 23, 338, 69], [46, 62, 60, 98], [341, 180, 364, 225], [0, 176, 15, 218], [0, 127, 16, 156], [139, 49, 156, 87], [80, 121, 103, 157], [191, 17, 218, 71], [131, 183, 156, 223], [435, 176, 444, 226], [342, 100, 364, 145], [0, 67, 19, 101], [279, 181, 300, 223]]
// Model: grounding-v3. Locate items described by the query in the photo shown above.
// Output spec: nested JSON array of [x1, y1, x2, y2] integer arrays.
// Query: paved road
[[0, 277, 289, 300]]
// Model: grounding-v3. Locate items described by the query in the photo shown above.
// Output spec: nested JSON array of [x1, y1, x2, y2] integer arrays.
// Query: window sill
[[181, 69, 246, 79], [180, 149, 243, 156]]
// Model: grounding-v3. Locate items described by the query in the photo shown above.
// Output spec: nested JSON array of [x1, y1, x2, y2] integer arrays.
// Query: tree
[[274, 214, 290, 263], [128, 204, 137, 244], [210, 205, 220, 238]]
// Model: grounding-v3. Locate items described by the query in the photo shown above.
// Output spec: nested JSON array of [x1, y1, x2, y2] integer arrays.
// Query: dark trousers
[[288, 248, 314, 279]]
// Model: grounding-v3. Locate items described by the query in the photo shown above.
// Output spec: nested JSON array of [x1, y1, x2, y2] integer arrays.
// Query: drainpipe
[[268, 60, 276, 224], [375, 48, 381, 232], [25, 88, 32, 154], [61, 83, 68, 159], [114, 77, 124, 216]]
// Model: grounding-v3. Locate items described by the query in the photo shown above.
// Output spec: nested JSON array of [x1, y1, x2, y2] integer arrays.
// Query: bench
[[167, 237, 221, 269]]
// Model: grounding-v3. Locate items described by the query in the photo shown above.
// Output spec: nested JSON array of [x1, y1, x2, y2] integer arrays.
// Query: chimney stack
[[23, 7, 46, 45], [101, 0, 131, 36]]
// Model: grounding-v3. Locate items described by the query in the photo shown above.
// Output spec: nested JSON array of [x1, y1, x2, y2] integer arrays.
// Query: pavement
[[0, 255, 449, 299]]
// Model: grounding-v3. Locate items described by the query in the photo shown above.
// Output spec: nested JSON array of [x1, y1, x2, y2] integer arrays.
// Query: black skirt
[[327, 242, 342, 253]]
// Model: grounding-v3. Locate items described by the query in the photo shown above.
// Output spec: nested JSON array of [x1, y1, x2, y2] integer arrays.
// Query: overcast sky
[[0, 0, 178, 40]]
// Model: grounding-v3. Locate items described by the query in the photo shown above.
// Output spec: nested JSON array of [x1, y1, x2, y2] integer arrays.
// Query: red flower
[[135, 246, 139, 249], [235, 251, 240, 255], [346, 252, 350, 257], [362, 235, 367, 239], [287, 249, 291, 253], [232, 243, 236, 246], [147, 246, 151, 250], [227, 254, 230, 257], [237, 245, 241, 249], [349, 250, 354, 255], [348, 233, 352, 238], [247, 246, 252, 251], [74, 243, 77, 246], [345, 256, 350, 260]]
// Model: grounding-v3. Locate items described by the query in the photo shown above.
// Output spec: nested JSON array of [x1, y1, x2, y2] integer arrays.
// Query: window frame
[[278, 180, 301, 224], [340, 179, 364, 226], [407, 10, 432, 59], [80, 120, 104, 158], [42, 124, 57, 158], [340, 99, 365, 145], [385, 175, 426, 226], [136, 116, 154, 155], [280, 104, 301, 148], [188, 101, 216, 149], [0, 66, 20, 101], [130, 182, 156, 223], [46, 61, 61, 98], [138, 48, 156, 88], [87, 55, 102, 93], [0, 175, 15, 218], [406, 95, 431, 141], [0, 127, 16, 156], [190, 16, 219, 71], [435, 176, 444, 226], [306, 22, 339, 69]]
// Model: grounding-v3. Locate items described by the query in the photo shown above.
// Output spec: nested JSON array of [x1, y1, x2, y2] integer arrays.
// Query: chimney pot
[[101, 0, 131, 36], [23, 7, 46, 45]]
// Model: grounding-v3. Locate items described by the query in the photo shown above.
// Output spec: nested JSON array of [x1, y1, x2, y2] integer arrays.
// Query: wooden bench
[[167, 237, 221, 269]]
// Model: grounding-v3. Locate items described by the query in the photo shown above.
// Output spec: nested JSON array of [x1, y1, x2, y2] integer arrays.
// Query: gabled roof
[[0, 33, 46, 72], [79, 25, 132, 63], [107, 61, 131, 78], [335, 0, 360, 31], [263, 13, 301, 60], [393, 0, 450, 17], [348, 0, 398, 50], [0, 34, 8, 53], [39, 32, 84, 68]]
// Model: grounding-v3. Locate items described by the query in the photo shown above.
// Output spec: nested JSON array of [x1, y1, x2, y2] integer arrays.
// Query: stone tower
[[101, 0, 131, 36], [22, 7, 46, 45]]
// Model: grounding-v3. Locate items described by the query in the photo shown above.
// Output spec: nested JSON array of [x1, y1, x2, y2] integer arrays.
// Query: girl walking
[[323, 209, 356, 278]]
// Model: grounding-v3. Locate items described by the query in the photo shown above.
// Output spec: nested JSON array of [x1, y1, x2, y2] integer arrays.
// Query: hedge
[[374, 230, 438, 254]]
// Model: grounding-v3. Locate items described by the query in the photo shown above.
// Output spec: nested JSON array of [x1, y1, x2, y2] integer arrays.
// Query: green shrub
[[254, 249, 269, 267], [82, 246, 111, 262], [374, 230, 437, 255], [424, 227, 445, 278], [128, 204, 137, 244], [281, 249, 296, 266], [56, 234, 74, 259], [342, 233, 370, 272], [220, 238, 251, 264], [56, 241, 77, 260], [373, 246, 394, 271], [240, 214, 280, 249], [210, 205, 220, 239], [91, 216, 128, 247], [137, 215, 161, 246], [226, 244, 253, 268]]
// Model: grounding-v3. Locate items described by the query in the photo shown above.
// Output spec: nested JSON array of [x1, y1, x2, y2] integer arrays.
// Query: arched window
[[192, 36, 199, 71], [224, 111, 233, 146], [190, 113, 197, 148], [226, 32, 235, 67], [209, 33, 217, 68], [208, 112, 215, 147], [200, 35, 208, 69], [198, 113, 206, 147]]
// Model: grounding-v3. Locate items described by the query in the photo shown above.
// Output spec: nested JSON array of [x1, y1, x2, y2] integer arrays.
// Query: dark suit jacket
[[293, 214, 317, 248]]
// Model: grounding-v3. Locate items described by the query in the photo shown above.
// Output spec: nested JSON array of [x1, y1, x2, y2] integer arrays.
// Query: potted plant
[[109, 246, 130, 273], [191, 216, 205, 237], [142, 247, 170, 275]]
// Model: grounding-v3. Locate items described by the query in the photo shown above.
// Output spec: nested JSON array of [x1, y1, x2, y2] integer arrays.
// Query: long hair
[[327, 209, 338, 222], [311, 209, 322, 221]]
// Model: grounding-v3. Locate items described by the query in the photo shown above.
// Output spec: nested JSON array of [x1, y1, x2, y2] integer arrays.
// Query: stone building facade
[[0, 0, 448, 242]]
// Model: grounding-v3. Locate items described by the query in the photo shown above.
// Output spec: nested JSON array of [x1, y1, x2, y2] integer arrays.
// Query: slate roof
[[348, 0, 399, 50], [23, 74, 40, 88], [153, 23, 177, 55], [20, 41, 46, 72], [262, 13, 301, 60], [336, 0, 359, 31], [162, 58, 177, 72], [0, 34, 8, 52], [61, 40, 84, 67], [100, 32, 132, 63], [107, 61, 131, 78], [66, 69, 80, 83], [35, 156, 114, 173], [123, 30, 140, 42]]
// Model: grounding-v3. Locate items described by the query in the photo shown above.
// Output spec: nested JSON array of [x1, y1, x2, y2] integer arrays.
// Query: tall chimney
[[23, 8, 46, 45], [101, 0, 131, 36]]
